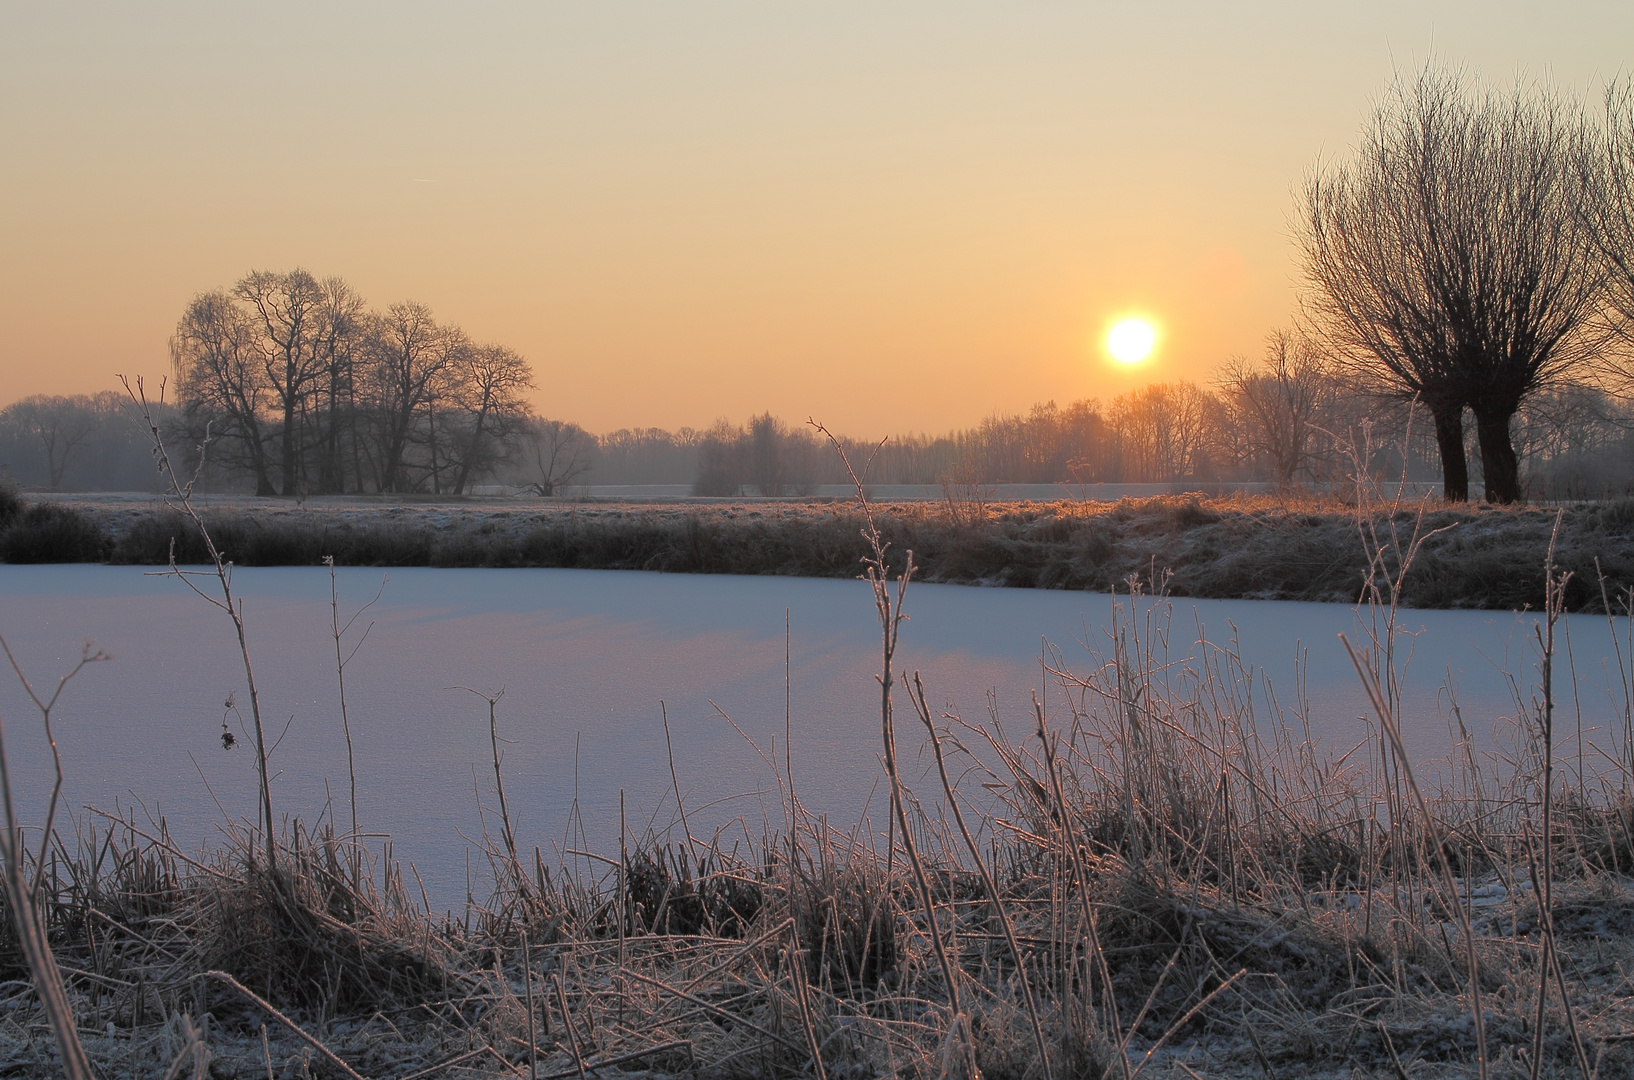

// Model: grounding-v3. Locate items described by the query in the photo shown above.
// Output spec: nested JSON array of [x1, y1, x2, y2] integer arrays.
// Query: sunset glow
[[1, 6, 1629, 436], [1106, 318, 1158, 365]]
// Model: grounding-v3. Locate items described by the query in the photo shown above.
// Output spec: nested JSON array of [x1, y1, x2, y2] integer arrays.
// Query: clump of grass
[[196, 823, 452, 1015], [109, 510, 439, 566], [0, 501, 107, 562], [0, 478, 23, 531], [623, 845, 765, 939]]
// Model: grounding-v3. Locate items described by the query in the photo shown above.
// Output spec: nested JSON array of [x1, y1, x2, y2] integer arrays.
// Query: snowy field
[[0, 563, 1622, 908]]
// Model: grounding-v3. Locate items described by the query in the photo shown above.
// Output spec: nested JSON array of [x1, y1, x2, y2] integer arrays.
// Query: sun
[[1106, 318, 1158, 365]]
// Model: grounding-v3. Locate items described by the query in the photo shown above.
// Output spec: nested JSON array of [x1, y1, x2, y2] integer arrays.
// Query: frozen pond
[[0, 565, 1627, 908]]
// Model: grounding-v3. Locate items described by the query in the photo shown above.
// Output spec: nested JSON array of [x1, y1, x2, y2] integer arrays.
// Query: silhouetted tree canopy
[[1586, 85, 1634, 367], [170, 269, 537, 495], [1300, 67, 1609, 503]]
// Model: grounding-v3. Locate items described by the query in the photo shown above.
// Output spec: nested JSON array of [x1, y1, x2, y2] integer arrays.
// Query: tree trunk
[[427, 401, 440, 494], [350, 398, 367, 494], [319, 375, 342, 494], [280, 391, 298, 496], [1473, 403, 1523, 504], [452, 404, 489, 496], [382, 401, 415, 493], [45, 436, 66, 489], [244, 423, 276, 496], [1428, 401, 1470, 502]]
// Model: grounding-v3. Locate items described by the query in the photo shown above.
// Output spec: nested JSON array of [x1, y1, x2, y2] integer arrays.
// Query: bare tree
[[1585, 85, 1634, 362], [172, 274, 366, 495], [445, 344, 536, 494], [524, 417, 596, 496], [6, 395, 99, 489], [1511, 382, 1633, 497], [1215, 331, 1331, 486], [235, 269, 329, 495], [362, 302, 467, 492], [746, 413, 786, 496], [172, 290, 278, 494], [596, 427, 701, 484], [309, 276, 368, 493], [1108, 381, 1211, 481], [170, 271, 548, 495], [692, 418, 747, 495], [1300, 66, 1607, 503], [0, 392, 155, 491]]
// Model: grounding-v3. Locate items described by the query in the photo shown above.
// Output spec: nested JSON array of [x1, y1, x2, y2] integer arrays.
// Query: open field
[[6, 490, 1634, 611]]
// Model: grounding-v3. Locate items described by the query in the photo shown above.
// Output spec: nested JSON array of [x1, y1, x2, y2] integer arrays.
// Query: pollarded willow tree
[[1299, 67, 1608, 503], [1585, 85, 1634, 364]]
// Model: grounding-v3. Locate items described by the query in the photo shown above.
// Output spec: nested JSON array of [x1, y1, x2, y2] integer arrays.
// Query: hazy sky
[[3, 2, 1631, 436]]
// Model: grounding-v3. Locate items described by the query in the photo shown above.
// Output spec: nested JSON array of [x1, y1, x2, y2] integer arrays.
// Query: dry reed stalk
[[812, 420, 967, 1057], [326, 557, 384, 888], [553, 970, 592, 1079], [522, 928, 539, 1080], [1035, 693, 1127, 1080], [123, 375, 279, 871], [909, 670, 1054, 1080], [1594, 557, 1634, 782], [1521, 514, 1595, 1080], [1339, 638, 1490, 1080], [783, 932, 829, 1080], [458, 686, 529, 901], [160, 1013, 211, 1080], [0, 637, 102, 1079]]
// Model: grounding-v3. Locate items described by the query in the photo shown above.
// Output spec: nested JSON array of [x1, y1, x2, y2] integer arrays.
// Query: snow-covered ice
[[0, 564, 1624, 907]]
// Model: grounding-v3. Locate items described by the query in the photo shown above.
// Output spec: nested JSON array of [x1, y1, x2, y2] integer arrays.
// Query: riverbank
[[5, 490, 1634, 611]]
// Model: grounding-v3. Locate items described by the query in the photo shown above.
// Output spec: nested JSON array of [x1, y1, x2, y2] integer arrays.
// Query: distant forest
[[4, 355, 1631, 501]]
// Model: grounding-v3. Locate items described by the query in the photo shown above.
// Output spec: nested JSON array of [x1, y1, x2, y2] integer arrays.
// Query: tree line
[[3, 361, 1629, 499], [0, 392, 171, 492], [585, 363, 1631, 499]]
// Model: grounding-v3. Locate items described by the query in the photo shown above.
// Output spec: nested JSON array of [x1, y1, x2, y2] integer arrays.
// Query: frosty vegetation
[[4, 450, 1634, 1078]]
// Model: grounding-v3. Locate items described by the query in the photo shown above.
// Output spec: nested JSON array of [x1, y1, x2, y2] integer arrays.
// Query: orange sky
[[3, 2, 1630, 437]]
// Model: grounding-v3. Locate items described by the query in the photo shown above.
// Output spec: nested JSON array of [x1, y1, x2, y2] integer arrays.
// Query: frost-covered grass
[[4, 569, 1634, 1079], [12, 490, 1634, 611], [6, 470, 1634, 1078]]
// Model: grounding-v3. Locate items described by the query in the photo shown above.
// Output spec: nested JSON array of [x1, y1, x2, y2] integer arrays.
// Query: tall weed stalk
[[123, 375, 277, 871]]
